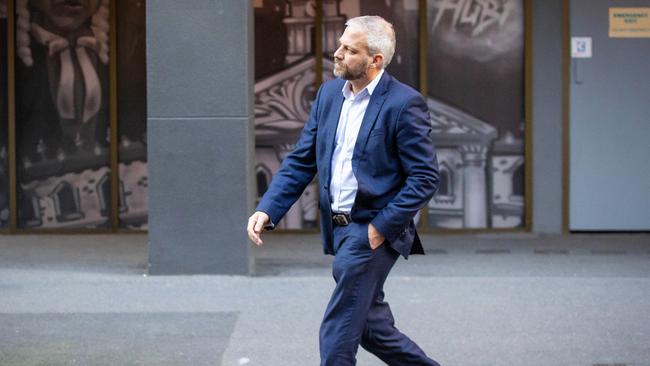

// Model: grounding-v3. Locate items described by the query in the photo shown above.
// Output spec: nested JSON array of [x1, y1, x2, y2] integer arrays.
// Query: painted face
[[333, 26, 373, 80], [30, 0, 101, 35]]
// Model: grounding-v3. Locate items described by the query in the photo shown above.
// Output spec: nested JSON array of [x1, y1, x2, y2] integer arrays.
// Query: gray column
[[532, 0, 564, 233], [146, 0, 254, 274]]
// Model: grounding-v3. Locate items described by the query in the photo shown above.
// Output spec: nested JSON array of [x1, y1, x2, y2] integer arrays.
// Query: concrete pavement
[[1, 232, 649, 365]]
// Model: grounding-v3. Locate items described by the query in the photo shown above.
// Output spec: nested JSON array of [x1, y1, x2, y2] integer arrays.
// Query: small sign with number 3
[[571, 37, 593, 58]]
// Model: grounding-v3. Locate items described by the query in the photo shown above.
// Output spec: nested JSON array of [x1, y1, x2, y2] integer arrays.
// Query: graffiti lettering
[[430, 0, 515, 36]]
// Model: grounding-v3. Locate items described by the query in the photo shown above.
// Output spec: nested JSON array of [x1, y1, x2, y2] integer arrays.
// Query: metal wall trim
[[315, 0, 324, 87], [418, 0, 431, 232], [524, 0, 534, 232], [109, 0, 119, 232], [562, 0, 570, 233], [7, 0, 16, 233]]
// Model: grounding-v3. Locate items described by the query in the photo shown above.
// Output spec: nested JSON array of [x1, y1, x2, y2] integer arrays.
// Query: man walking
[[247, 16, 441, 366]]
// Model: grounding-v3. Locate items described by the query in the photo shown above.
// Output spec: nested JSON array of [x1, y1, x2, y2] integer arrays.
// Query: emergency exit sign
[[610, 8, 650, 38]]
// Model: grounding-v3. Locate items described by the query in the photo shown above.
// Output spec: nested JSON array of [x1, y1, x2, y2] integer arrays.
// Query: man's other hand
[[368, 223, 385, 250], [247, 211, 270, 246]]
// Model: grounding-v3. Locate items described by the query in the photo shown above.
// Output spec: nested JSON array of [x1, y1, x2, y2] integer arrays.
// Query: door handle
[[573, 58, 584, 85]]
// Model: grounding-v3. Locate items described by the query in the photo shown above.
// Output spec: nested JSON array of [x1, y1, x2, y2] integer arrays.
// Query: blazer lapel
[[351, 73, 390, 174], [322, 92, 345, 182]]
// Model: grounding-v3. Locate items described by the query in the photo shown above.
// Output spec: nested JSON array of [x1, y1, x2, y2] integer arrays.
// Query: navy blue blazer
[[256, 72, 439, 258]]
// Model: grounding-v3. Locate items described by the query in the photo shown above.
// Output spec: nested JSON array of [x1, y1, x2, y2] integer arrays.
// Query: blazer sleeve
[[370, 95, 439, 242], [255, 85, 323, 227]]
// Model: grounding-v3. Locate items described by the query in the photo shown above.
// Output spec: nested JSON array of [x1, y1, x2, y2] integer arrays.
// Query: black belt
[[332, 212, 352, 226]]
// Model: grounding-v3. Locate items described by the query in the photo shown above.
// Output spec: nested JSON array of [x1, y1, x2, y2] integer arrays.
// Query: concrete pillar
[[146, 0, 254, 274]]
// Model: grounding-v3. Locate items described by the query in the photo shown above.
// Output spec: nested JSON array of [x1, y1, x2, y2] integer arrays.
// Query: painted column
[[274, 144, 303, 228], [461, 145, 488, 228]]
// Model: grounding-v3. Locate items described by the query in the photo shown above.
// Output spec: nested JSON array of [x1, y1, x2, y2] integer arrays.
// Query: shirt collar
[[341, 68, 385, 100]]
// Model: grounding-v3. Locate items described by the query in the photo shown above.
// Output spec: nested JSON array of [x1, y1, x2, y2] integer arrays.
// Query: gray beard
[[333, 62, 368, 80]]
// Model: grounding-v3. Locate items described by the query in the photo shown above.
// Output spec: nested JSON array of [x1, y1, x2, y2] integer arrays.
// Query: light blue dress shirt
[[330, 69, 385, 213]]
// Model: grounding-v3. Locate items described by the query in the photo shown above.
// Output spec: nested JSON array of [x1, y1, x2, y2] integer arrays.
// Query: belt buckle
[[333, 214, 350, 226]]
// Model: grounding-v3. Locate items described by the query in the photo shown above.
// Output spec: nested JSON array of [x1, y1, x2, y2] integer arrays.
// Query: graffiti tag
[[430, 0, 516, 36]]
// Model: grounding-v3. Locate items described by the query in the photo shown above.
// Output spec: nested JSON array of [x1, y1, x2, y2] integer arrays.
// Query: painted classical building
[[254, 0, 525, 229], [17, 145, 148, 229]]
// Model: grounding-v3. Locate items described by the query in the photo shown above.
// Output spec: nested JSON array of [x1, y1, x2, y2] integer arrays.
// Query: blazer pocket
[[369, 129, 385, 137]]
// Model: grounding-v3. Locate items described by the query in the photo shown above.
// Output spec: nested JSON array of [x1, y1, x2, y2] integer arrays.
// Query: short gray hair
[[345, 16, 396, 69]]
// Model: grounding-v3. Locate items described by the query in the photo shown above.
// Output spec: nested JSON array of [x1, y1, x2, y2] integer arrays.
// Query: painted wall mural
[[426, 0, 525, 228], [257, 0, 526, 230], [0, 0, 147, 230], [255, 0, 327, 229]]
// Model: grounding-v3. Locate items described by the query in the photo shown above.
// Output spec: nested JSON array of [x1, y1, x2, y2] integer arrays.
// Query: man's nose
[[334, 46, 344, 60]]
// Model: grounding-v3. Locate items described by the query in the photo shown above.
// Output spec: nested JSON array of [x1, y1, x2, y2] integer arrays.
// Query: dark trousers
[[319, 222, 440, 366]]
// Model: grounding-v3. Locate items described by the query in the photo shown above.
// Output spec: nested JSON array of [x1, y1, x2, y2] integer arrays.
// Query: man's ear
[[372, 54, 385, 69]]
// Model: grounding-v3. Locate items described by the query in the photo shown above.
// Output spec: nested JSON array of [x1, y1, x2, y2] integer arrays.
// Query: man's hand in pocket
[[368, 223, 385, 250]]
